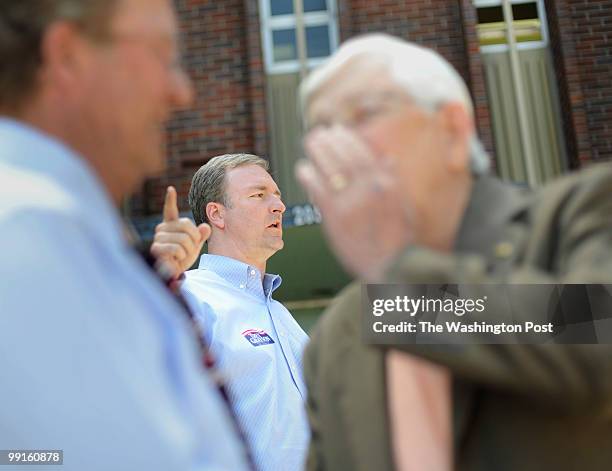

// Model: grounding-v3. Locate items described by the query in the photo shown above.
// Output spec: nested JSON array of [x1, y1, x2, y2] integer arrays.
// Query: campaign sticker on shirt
[[242, 329, 275, 347]]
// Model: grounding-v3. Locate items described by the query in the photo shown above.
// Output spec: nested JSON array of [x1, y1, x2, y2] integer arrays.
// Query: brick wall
[[547, 0, 612, 166]]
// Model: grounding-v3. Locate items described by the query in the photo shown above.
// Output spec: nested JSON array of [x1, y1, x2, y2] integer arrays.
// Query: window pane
[[512, 2, 541, 43], [512, 2, 538, 21], [306, 25, 331, 58], [272, 29, 297, 61], [477, 6, 503, 24], [304, 0, 327, 12], [514, 19, 542, 43], [476, 2, 542, 47], [270, 0, 293, 16]]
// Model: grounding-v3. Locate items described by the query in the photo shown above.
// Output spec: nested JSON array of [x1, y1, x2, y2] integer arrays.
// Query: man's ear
[[40, 21, 88, 94], [438, 102, 473, 174], [206, 202, 225, 230]]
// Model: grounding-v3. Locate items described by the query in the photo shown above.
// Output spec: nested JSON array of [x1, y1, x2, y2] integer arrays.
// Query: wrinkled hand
[[296, 125, 413, 282], [150, 186, 210, 279]]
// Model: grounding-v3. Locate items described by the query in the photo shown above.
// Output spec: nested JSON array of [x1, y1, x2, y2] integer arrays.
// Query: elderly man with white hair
[[297, 34, 612, 471]]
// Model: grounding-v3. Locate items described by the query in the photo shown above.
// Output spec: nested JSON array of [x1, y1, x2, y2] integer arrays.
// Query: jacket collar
[[454, 175, 530, 255]]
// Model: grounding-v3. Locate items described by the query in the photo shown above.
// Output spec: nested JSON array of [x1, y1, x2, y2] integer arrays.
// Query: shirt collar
[[0, 117, 126, 249], [198, 254, 282, 299]]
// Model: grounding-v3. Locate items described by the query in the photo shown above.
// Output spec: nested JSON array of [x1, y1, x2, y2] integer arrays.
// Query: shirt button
[[250, 270, 256, 276], [239, 284, 245, 289]]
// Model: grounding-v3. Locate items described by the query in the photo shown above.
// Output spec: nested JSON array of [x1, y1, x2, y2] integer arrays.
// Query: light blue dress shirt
[[182, 255, 310, 471], [0, 118, 249, 471]]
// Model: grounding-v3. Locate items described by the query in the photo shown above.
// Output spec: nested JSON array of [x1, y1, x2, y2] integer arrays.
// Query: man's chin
[[268, 240, 284, 254], [142, 133, 167, 173], [140, 148, 167, 178]]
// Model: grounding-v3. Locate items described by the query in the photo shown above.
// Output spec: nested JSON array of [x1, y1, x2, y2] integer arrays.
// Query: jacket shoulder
[[307, 282, 361, 357]]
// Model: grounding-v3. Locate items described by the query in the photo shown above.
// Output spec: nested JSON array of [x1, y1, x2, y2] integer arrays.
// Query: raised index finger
[[163, 186, 180, 222]]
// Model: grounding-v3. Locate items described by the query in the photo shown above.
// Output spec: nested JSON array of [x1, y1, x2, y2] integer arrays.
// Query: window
[[260, 0, 339, 73], [474, 0, 548, 52]]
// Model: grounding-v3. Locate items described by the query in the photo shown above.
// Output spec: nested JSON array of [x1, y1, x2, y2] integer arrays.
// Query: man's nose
[[169, 68, 195, 110], [271, 198, 286, 214]]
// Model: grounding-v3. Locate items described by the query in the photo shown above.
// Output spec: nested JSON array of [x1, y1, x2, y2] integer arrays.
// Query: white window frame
[[259, 0, 340, 74], [474, 0, 549, 53]]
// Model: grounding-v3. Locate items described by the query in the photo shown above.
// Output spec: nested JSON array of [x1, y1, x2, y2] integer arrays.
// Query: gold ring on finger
[[329, 173, 349, 192]]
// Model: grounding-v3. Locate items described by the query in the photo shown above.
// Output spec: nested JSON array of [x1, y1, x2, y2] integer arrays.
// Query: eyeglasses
[[109, 32, 187, 74], [307, 91, 416, 131]]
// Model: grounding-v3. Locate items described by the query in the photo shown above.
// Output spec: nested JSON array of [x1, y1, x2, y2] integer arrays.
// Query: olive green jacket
[[305, 164, 612, 471]]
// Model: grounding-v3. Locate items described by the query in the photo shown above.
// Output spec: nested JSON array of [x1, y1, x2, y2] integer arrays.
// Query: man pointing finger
[[151, 185, 211, 277]]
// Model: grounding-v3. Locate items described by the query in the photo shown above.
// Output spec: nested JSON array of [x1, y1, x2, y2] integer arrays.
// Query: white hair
[[300, 33, 490, 174]]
